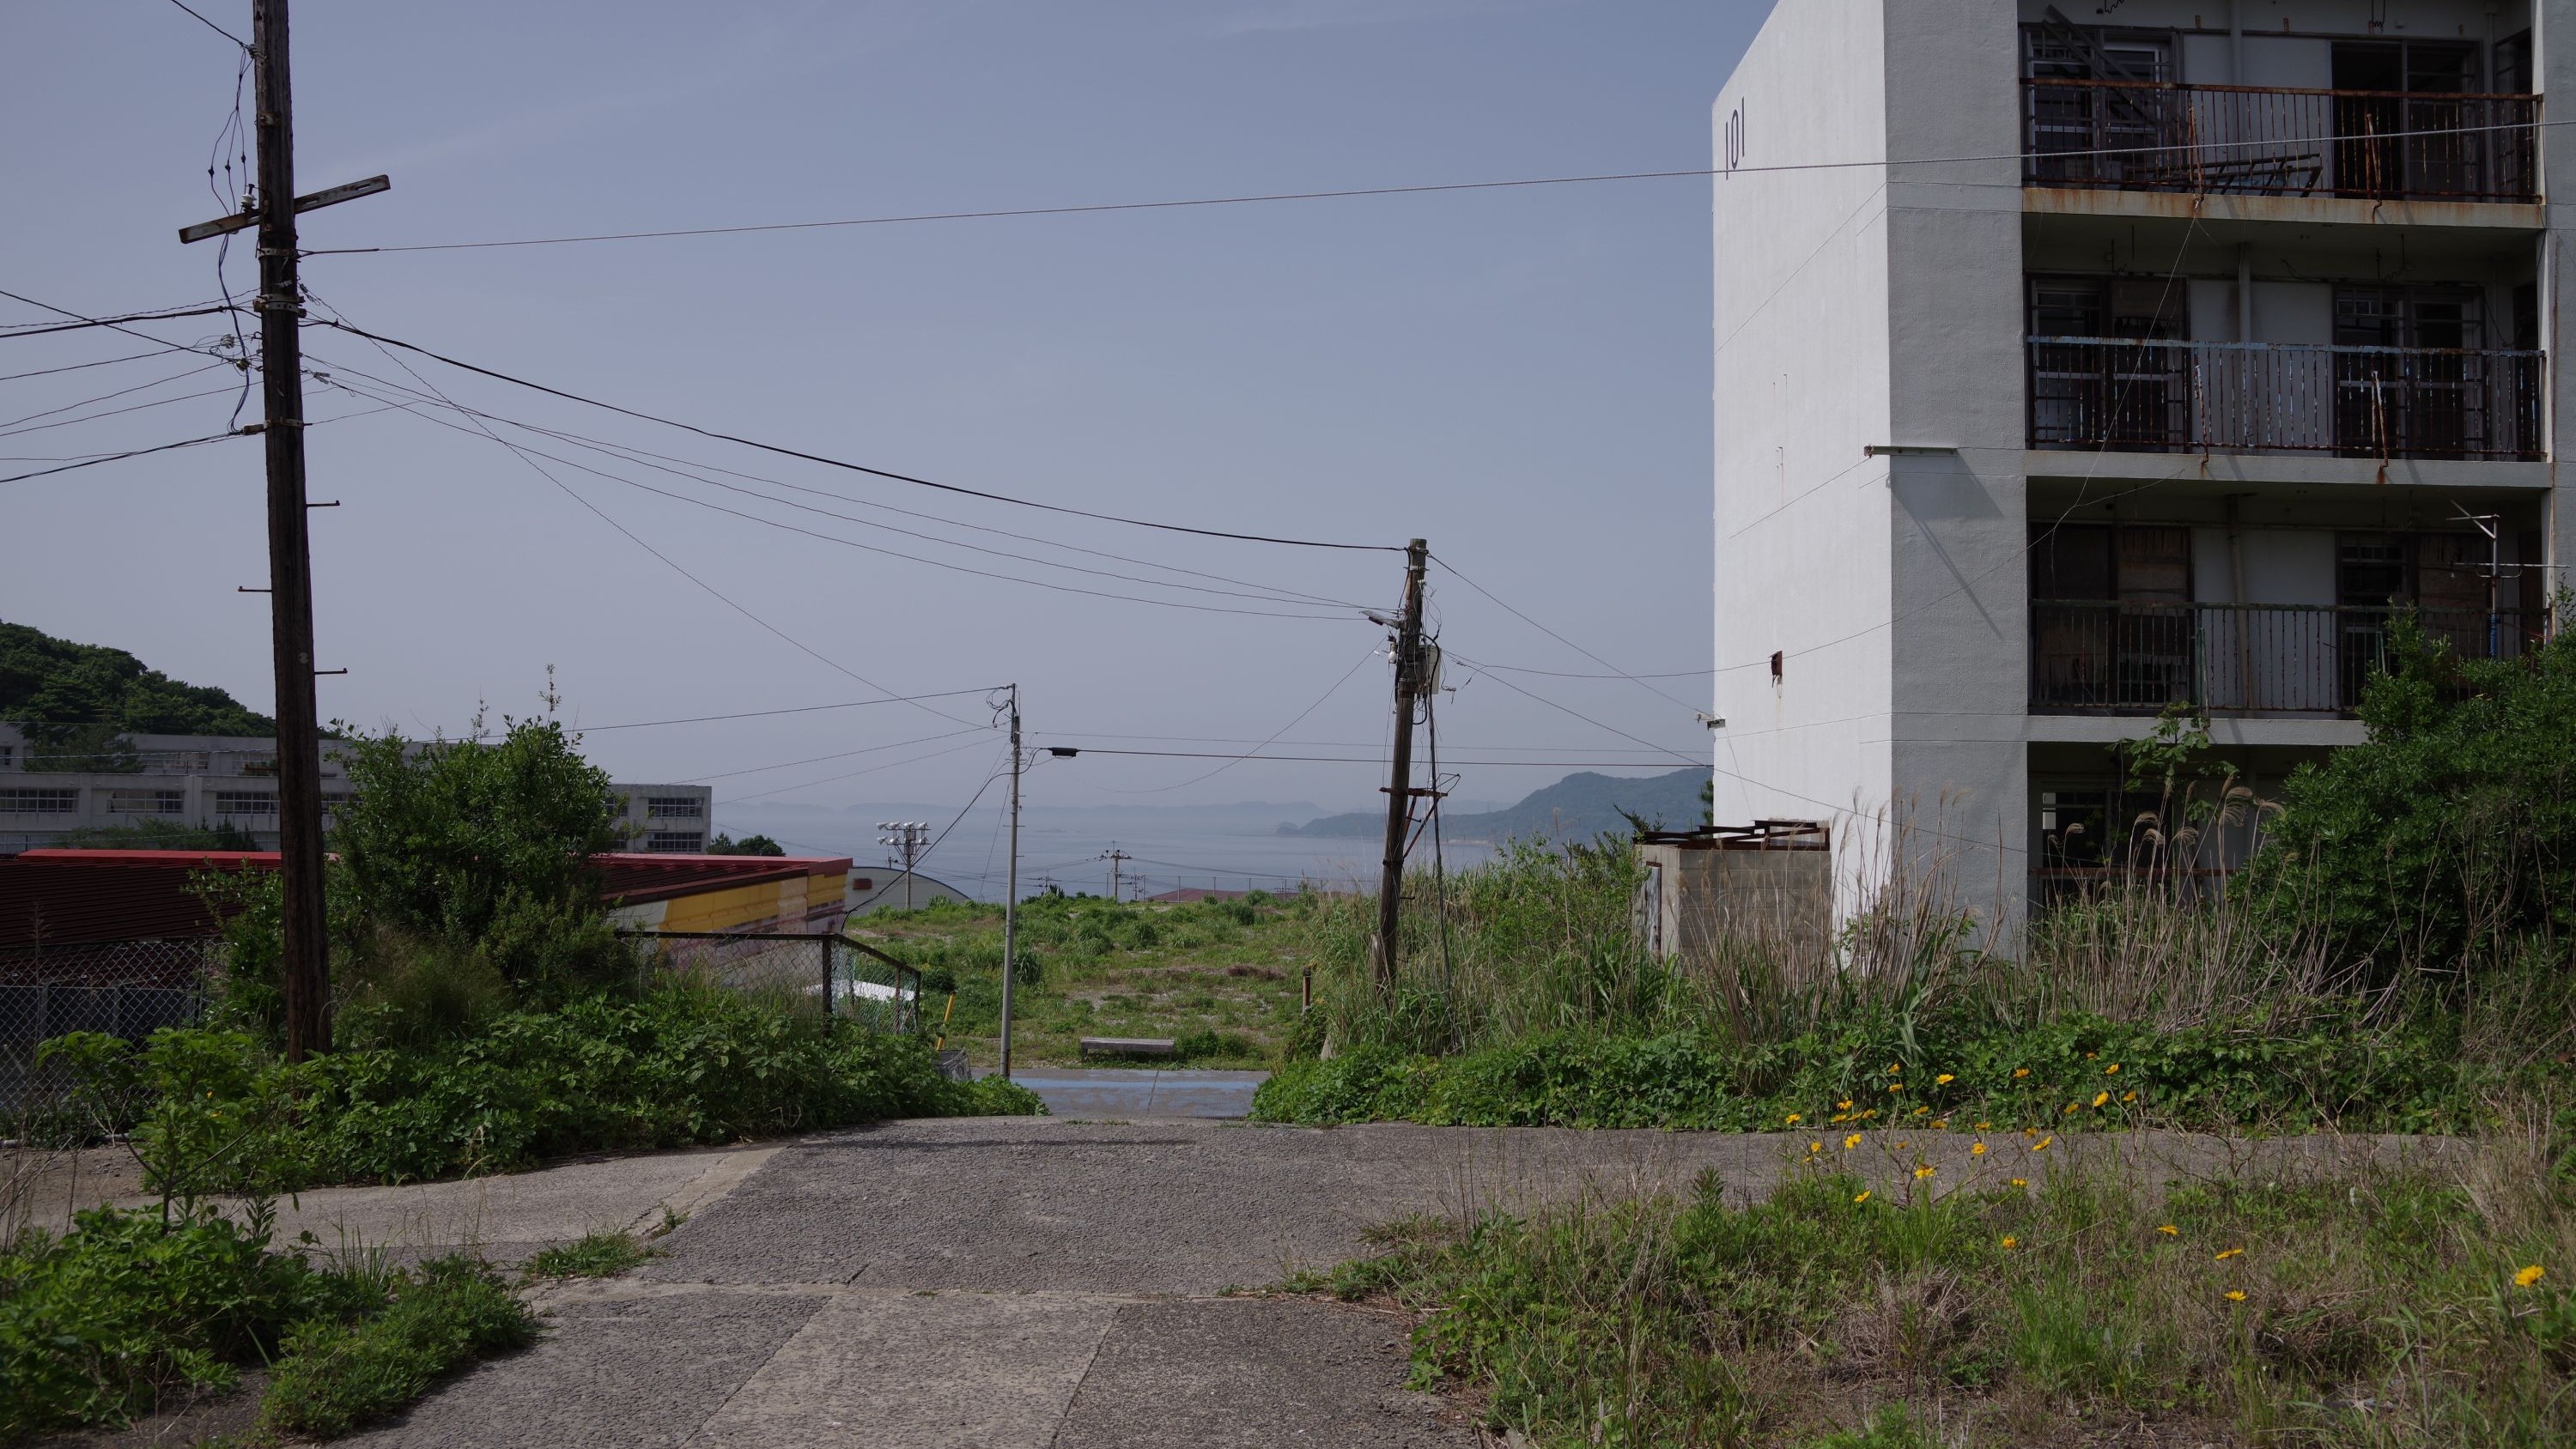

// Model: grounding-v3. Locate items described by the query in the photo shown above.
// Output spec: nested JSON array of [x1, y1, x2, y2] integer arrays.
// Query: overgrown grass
[[523, 1229, 652, 1280], [1299, 1136, 2575, 1446], [36, 976, 1046, 1192], [0, 1207, 532, 1445], [854, 890, 1314, 1067]]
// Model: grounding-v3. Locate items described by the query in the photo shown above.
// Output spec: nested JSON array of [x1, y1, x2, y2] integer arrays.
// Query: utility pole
[[877, 821, 929, 909], [1370, 538, 1430, 987], [1099, 846, 1131, 902], [999, 686, 1022, 1080], [252, 0, 328, 1063]]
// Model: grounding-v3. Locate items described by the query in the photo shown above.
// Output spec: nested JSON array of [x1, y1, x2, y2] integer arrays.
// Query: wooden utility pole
[[253, 0, 331, 1062], [1370, 538, 1430, 987], [1100, 847, 1132, 901]]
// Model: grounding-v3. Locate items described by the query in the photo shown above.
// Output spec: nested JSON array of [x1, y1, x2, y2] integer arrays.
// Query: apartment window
[[2030, 524, 2192, 602], [646, 795, 704, 820], [0, 788, 77, 815], [215, 791, 277, 817], [106, 789, 185, 815], [2494, 33, 2533, 95], [645, 830, 705, 852], [2020, 23, 2171, 83], [2335, 287, 2484, 351], [0, 744, 13, 768]]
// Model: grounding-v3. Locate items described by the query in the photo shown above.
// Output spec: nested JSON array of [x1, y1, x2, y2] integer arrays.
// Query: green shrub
[[2247, 615, 2576, 981], [260, 1256, 535, 1438], [0, 1207, 375, 1440]]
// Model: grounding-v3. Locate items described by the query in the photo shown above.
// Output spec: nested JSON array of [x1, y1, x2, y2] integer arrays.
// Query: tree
[[2246, 613, 2576, 979], [707, 833, 786, 857], [0, 620, 273, 736]]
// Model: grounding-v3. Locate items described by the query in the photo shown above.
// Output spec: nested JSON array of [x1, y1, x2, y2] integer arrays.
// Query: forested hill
[[0, 621, 273, 736], [1282, 767, 1708, 842]]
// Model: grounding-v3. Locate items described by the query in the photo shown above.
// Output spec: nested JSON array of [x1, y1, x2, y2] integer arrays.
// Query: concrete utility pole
[[877, 820, 929, 909], [252, 0, 329, 1063], [1099, 846, 1132, 901], [1370, 539, 1430, 987], [999, 686, 1023, 1080]]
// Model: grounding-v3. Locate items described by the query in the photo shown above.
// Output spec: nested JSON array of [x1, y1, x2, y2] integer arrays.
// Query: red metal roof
[[0, 852, 275, 945], [0, 850, 853, 943]]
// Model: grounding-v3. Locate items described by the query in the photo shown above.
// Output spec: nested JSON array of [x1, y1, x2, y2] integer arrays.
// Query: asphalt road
[[314, 1117, 2454, 1448]]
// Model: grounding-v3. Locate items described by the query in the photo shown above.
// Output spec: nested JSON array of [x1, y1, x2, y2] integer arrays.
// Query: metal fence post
[[821, 937, 835, 1022]]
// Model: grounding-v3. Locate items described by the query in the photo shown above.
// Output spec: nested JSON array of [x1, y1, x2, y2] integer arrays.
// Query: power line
[[0, 349, 187, 385], [306, 363, 1359, 615], [304, 112, 2561, 257], [1084, 647, 1382, 794], [1432, 553, 1698, 711], [0, 361, 235, 433], [578, 689, 1006, 732], [0, 383, 245, 441], [0, 431, 244, 484], [158, 0, 248, 47], [326, 375, 1357, 621], [719, 735, 1002, 803], [302, 356, 1370, 611], [1043, 746, 1698, 768], [681, 727, 993, 783], [0, 303, 237, 340], [308, 318, 1400, 553]]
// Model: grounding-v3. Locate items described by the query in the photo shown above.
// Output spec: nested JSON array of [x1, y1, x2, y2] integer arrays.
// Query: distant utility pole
[[999, 686, 1023, 1081], [180, 2, 390, 1064], [1099, 846, 1132, 902], [876, 820, 929, 909], [1371, 538, 1431, 988]]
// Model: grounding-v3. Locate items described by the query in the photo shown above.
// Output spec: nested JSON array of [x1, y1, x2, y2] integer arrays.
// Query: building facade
[[0, 725, 714, 855], [1711, 0, 2559, 928]]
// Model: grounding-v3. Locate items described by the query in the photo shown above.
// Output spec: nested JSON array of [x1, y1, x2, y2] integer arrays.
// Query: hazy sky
[[4, 0, 1759, 826]]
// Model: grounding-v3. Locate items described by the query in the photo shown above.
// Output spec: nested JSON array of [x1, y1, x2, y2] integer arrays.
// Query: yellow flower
[[1896, 1140, 1909, 1149], [1807, 1141, 1822, 1154], [2514, 1264, 2546, 1288], [2063, 1103, 2080, 1115], [2122, 1091, 2137, 1102], [1853, 1191, 1872, 1204], [1844, 1133, 1863, 1150], [1935, 1073, 1954, 1085], [2000, 1235, 2020, 1249], [2158, 1224, 2179, 1236], [2104, 1063, 2120, 1074], [2010, 1178, 2028, 1188], [1971, 1142, 1987, 1155], [2085, 1052, 2099, 1059], [1930, 1119, 1949, 1130], [1889, 1082, 1905, 1093], [1974, 1121, 1992, 1131], [2215, 1247, 2244, 1261], [1912, 1106, 1929, 1117], [1914, 1164, 1935, 1179], [1829, 1113, 1850, 1124], [2224, 1289, 2247, 1302], [2032, 1137, 2053, 1151], [1862, 1109, 1880, 1119], [1838, 1100, 1854, 1111], [1888, 1064, 1903, 1074], [1785, 1113, 1802, 1125], [2092, 1092, 2111, 1108], [2014, 1068, 2031, 1078]]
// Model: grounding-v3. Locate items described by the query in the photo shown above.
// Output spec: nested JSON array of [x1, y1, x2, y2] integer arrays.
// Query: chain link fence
[[2, 939, 216, 1116], [622, 931, 924, 1034]]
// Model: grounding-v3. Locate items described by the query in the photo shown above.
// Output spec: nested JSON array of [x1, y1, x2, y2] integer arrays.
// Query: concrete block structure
[[1711, 0, 2561, 931]]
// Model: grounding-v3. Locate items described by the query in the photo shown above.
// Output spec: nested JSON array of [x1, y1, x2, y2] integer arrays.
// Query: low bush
[[523, 1230, 652, 1280], [260, 1256, 534, 1438], [1305, 1145, 2575, 1446], [47, 979, 1045, 1191]]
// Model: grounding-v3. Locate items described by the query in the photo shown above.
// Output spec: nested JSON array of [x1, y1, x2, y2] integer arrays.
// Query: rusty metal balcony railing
[[2023, 79, 2539, 202], [2031, 601, 2544, 714], [2027, 337, 2544, 459]]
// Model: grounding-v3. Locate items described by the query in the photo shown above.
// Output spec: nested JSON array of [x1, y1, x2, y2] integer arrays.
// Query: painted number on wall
[[1723, 99, 1747, 175]]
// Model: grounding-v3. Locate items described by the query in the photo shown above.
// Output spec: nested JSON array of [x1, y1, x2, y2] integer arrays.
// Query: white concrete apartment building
[[1711, 0, 2558, 927], [0, 724, 714, 854]]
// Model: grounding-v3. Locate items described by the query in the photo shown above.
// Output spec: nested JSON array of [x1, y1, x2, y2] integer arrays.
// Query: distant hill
[[1281, 767, 1708, 843], [0, 621, 272, 737]]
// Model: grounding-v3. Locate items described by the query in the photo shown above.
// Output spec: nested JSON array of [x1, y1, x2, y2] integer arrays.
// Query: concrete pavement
[[336, 1117, 2459, 1448]]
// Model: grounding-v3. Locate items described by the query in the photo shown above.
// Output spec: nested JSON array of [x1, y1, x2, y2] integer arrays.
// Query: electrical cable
[[0, 383, 246, 441], [1431, 554, 1697, 712], [722, 735, 1003, 803], [305, 361, 1358, 614], [0, 431, 243, 485], [301, 355, 1372, 611], [1082, 647, 1382, 794], [0, 304, 236, 340], [305, 301, 985, 730], [0, 350, 185, 385], [308, 318, 1400, 553], [0, 361, 234, 432], [680, 728, 993, 783], [324, 375, 1356, 621], [1036, 747, 1698, 767], [577, 689, 1006, 732], [1443, 655, 1702, 766], [307, 111, 2562, 256], [159, 0, 247, 47]]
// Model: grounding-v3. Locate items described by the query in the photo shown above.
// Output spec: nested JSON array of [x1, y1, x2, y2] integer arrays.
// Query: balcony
[[2030, 601, 2542, 715], [2027, 337, 2543, 459], [2023, 80, 2538, 202]]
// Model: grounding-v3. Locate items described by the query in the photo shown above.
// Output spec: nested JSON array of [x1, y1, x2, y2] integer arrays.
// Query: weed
[[260, 1255, 535, 1437], [524, 1230, 652, 1279]]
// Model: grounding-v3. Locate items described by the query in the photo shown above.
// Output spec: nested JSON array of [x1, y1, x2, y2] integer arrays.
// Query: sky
[[3, 0, 1763, 844]]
